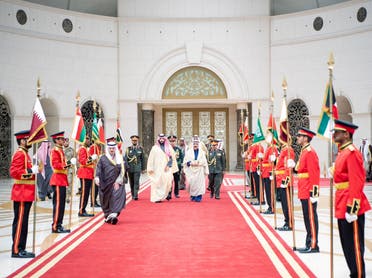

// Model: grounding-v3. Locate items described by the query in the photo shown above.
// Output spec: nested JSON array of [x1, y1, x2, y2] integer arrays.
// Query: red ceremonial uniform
[[89, 143, 101, 157], [77, 146, 94, 179], [275, 144, 295, 188], [334, 142, 371, 219], [50, 145, 69, 186], [261, 145, 278, 179], [10, 147, 35, 202], [296, 144, 320, 199], [249, 143, 264, 172]]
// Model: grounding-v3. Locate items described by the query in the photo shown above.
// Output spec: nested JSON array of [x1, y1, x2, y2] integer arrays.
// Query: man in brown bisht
[[95, 138, 126, 224]]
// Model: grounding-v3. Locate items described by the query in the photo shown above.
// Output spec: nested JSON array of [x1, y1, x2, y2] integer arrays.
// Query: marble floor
[[0, 175, 371, 277]]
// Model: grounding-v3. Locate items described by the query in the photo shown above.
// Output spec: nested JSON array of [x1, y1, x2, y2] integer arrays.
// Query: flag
[[71, 106, 86, 144], [92, 112, 105, 145], [317, 82, 338, 138], [253, 117, 265, 143], [279, 97, 291, 145], [28, 98, 48, 145], [116, 117, 124, 153], [238, 117, 249, 142], [267, 113, 279, 145]]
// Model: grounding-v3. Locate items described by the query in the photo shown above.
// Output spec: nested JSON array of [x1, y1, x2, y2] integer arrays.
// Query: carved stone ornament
[[313, 16, 323, 31], [16, 10, 27, 25], [357, 7, 367, 23], [62, 18, 73, 33]]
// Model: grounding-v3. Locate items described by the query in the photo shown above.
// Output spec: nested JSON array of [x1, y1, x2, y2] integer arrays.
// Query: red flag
[[239, 117, 249, 142], [28, 98, 48, 145], [71, 106, 86, 144], [279, 97, 291, 145], [267, 113, 279, 145]]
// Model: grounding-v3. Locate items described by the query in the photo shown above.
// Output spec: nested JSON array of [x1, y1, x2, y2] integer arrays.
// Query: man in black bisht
[[95, 138, 126, 225]]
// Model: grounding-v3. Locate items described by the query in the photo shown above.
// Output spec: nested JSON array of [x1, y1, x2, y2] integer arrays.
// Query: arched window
[[162, 66, 227, 99], [81, 100, 104, 140], [288, 98, 309, 160], [0, 96, 11, 177]]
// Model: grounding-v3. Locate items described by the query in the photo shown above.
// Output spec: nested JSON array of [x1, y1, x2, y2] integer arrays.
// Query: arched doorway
[[40, 98, 59, 136], [288, 98, 309, 160], [336, 95, 352, 122], [0, 96, 11, 177]]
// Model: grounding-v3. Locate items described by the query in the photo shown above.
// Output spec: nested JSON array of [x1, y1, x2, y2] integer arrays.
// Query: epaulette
[[348, 145, 356, 152], [305, 145, 311, 152]]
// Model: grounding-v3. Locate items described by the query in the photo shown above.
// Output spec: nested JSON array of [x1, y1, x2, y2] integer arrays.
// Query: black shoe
[[111, 217, 118, 225], [91, 203, 101, 208], [299, 247, 319, 253], [175, 195, 180, 198], [296, 247, 310, 252], [277, 225, 292, 231], [47, 193, 52, 199], [250, 201, 260, 205], [11, 250, 35, 258], [179, 186, 185, 190], [155, 200, 162, 203], [207, 187, 211, 191], [263, 209, 273, 214], [133, 197, 138, 200], [78, 212, 94, 217], [52, 227, 71, 233], [166, 195, 171, 201], [215, 196, 220, 200]]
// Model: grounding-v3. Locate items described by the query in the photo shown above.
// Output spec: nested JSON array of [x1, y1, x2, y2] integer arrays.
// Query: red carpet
[[11, 176, 315, 278]]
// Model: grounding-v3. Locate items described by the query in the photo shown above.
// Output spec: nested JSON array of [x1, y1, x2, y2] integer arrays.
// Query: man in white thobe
[[147, 134, 178, 203], [183, 138, 209, 202]]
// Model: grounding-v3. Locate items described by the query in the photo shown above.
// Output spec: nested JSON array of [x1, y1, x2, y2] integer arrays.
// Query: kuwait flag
[[28, 98, 48, 145], [71, 106, 86, 144], [253, 117, 265, 143], [279, 97, 291, 145], [317, 82, 338, 139], [92, 112, 105, 145], [267, 113, 279, 145]]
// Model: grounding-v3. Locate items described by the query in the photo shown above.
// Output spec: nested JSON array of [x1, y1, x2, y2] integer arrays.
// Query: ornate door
[[0, 96, 11, 177]]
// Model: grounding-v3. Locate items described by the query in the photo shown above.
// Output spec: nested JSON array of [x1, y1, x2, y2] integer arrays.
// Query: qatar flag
[[28, 98, 48, 145]]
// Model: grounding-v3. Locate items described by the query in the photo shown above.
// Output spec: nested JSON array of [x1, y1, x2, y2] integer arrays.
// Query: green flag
[[253, 117, 265, 143]]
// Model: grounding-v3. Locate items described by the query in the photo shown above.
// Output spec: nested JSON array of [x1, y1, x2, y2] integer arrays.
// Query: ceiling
[[23, 0, 350, 17]]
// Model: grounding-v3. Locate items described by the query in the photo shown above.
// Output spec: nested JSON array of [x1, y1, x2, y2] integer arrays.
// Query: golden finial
[[328, 52, 335, 70], [93, 100, 97, 111], [282, 77, 287, 91], [76, 90, 80, 102], [271, 90, 275, 102], [36, 78, 41, 98]]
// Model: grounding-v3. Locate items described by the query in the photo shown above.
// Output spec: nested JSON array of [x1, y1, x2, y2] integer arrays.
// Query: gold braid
[[126, 147, 137, 164]]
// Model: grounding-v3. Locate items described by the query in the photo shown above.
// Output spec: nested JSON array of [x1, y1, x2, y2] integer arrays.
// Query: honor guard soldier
[[261, 138, 279, 214], [50, 131, 75, 233], [295, 128, 320, 253], [207, 139, 226, 199], [9, 130, 37, 258], [275, 142, 295, 231], [124, 135, 145, 200], [331, 119, 371, 277], [77, 137, 96, 217], [249, 137, 265, 205], [168, 135, 183, 198]]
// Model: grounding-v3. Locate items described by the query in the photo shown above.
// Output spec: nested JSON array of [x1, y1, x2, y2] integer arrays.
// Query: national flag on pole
[[116, 117, 124, 153], [279, 97, 291, 145], [92, 112, 105, 145], [253, 117, 265, 143], [317, 82, 339, 138], [71, 106, 86, 144], [28, 98, 48, 145], [267, 113, 279, 145], [239, 117, 249, 142]]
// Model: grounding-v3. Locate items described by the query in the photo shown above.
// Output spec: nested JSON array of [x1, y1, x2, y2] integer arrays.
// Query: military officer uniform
[[207, 140, 226, 199], [295, 128, 320, 253], [168, 135, 183, 198], [124, 135, 145, 200], [261, 143, 278, 214], [249, 141, 264, 205], [9, 130, 36, 258], [332, 119, 371, 277], [50, 131, 72, 233]]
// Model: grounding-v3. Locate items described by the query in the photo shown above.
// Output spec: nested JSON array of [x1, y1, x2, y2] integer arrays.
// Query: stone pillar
[[141, 104, 154, 168]]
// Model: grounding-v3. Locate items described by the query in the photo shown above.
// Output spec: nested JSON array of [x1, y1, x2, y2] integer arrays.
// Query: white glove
[[70, 157, 77, 165], [269, 154, 276, 162], [257, 152, 264, 159], [345, 212, 358, 223], [91, 154, 98, 161], [287, 159, 295, 168], [94, 177, 100, 186], [269, 175, 273, 180], [328, 166, 334, 178], [31, 165, 39, 174], [257, 170, 261, 176], [280, 181, 287, 188], [248, 155, 252, 160], [310, 197, 318, 203]]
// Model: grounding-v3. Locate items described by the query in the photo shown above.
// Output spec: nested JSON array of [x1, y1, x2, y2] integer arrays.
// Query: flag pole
[[245, 105, 251, 199], [240, 107, 247, 198], [68, 91, 80, 228], [32, 78, 41, 254], [282, 78, 296, 251], [270, 91, 278, 229], [92, 101, 97, 215], [327, 52, 335, 278], [258, 103, 263, 213]]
